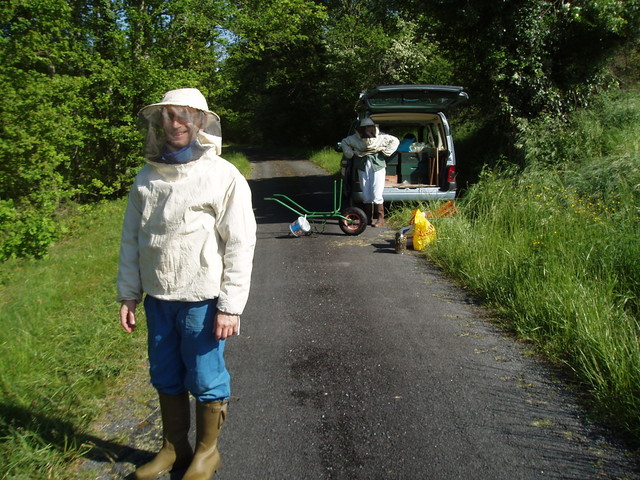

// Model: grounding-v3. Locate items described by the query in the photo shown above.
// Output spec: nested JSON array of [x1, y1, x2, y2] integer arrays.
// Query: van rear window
[[367, 93, 454, 109]]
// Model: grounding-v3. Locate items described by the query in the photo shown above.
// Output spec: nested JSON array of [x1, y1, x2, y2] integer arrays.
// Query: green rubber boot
[[135, 391, 193, 480], [182, 400, 228, 480]]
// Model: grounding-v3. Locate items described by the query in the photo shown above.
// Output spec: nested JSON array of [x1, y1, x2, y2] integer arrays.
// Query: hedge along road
[[81, 151, 639, 479]]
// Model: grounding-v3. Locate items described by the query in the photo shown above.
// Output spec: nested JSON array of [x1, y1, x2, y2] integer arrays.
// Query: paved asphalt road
[[81, 151, 639, 479]]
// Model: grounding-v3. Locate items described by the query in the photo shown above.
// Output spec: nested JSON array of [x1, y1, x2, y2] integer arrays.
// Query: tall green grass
[[308, 147, 342, 176], [222, 148, 253, 178], [411, 89, 640, 440], [0, 152, 252, 479], [0, 199, 147, 479]]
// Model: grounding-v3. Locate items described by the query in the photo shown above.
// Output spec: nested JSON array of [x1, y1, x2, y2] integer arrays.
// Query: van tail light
[[447, 166, 456, 182]]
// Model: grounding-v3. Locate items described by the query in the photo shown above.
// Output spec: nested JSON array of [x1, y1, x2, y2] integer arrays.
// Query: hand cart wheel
[[339, 206, 367, 236]]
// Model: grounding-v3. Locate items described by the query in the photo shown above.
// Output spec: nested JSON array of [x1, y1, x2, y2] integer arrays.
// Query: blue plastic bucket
[[289, 216, 310, 237]]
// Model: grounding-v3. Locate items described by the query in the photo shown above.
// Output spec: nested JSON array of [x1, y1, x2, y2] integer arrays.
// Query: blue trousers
[[143, 296, 230, 402]]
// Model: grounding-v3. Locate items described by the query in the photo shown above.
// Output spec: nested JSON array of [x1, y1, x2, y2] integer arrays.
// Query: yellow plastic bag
[[411, 209, 437, 250]]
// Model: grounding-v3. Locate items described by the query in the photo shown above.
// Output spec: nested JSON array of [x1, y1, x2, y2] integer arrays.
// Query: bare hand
[[215, 311, 239, 340], [120, 300, 137, 333]]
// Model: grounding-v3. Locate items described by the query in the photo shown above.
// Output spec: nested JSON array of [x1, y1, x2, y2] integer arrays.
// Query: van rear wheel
[[339, 207, 367, 236]]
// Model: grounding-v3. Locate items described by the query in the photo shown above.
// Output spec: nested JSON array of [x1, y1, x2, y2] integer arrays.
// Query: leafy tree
[[0, 0, 89, 258], [318, 6, 453, 141], [393, 0, 640, 161], [0, 0, 230, 259], [220, 0, 455, 146], [220, 0, 329, 145]]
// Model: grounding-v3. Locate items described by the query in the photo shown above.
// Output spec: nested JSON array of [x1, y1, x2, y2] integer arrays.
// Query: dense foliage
[[0, 0, 639, 259], [0, 0, 230, 259]]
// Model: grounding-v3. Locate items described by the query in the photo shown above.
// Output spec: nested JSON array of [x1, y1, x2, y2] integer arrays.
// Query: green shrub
[[0, 199, 60, 261]]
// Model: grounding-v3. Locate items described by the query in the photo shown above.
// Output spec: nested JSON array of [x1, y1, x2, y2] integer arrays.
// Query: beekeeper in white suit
[[340, 117, 399, 227], [117, 88, 256, 480]]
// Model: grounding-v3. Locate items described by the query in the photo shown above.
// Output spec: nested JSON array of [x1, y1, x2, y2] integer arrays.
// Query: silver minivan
[[339, 84, 468, 205]]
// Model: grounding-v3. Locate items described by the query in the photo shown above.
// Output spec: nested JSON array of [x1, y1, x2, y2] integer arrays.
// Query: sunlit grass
[[308, 147, 342, 176], [408, 155, 640, 440], [222, 149, 252, 178], [0, 199, 147, 479]]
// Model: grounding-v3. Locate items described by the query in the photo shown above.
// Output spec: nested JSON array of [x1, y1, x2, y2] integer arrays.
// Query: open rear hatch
[[357, 85, 468, 114]]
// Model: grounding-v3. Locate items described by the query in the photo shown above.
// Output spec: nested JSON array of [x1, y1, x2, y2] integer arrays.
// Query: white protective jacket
[[341, 125, 399, 159], [116, 132, 257, 315]]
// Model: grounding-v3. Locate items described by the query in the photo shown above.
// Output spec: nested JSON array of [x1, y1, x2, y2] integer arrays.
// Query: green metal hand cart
[[265, 180, 367, 236]]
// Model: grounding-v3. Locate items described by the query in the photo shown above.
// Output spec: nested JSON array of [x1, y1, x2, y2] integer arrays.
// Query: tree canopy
[[1, 0, 639, 259]]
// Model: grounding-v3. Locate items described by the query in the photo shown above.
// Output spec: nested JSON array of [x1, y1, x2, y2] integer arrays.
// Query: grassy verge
[[388, 89, 640, 443], [0, 199, 146, 479], [307, 147, 342, 176], [222, 147, 253, 178], [0, 152, 252, 479], [415, 174, 640, 440]]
